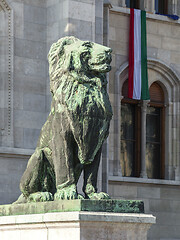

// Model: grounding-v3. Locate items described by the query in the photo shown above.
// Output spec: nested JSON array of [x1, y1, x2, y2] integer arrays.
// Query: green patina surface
[[14, 36, 113, 204], [0, 200, 144, 217]]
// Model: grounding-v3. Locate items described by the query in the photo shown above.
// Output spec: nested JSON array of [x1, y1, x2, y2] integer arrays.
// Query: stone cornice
[[0, 0, 10, 11], [0, 147, 33, 158], [104, 0, 112, 9], [110, 5, 180, 25], [109, 176, 180, 186]]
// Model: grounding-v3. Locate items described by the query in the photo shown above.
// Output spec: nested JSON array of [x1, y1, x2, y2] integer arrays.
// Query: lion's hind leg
[[16, 148, 55, 203]]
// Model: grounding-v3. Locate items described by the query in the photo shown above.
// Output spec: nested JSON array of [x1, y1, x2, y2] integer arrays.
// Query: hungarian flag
[[128, 9, 150, 100]]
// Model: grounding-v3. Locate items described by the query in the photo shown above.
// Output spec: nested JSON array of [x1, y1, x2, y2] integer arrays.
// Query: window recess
[[155, 0, 168, 14], [121, 80, 165, 179], [126, 0, 140, 9]]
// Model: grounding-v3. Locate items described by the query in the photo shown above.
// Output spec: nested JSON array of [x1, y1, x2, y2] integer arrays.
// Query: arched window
[[121, 80, 165, 179]]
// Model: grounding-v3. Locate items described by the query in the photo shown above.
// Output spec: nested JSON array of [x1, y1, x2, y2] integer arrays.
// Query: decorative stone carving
[[15, 36, 113, 203], [0, 0, 13, 143]]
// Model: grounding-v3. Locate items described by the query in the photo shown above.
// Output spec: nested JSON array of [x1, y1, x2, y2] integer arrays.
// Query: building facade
[[0, 0, 180, 239]]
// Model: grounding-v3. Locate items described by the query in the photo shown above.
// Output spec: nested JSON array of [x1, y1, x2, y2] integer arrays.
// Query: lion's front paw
[[27, 192, 54, 202], [88, 192, 111, 200], [54, 185, 79, 200]]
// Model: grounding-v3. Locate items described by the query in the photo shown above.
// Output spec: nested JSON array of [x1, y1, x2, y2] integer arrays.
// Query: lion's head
[[48, 36, 112, 95]]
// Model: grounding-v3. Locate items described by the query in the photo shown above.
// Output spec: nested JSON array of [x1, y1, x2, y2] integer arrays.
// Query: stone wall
[[109, 6, 180, 180], [0, 148, 33, 204], [0, 0, 48, 204], [0, 0, 106, 204], [108, 7, 180, 240], [10, 0, 47, 149], [109, 180, 180, 240], [0, 0, 101, 151]]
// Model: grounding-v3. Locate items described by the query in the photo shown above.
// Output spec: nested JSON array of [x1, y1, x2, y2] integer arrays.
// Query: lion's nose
[[106, 52, 112, 63], [105, 48, 112, 54]]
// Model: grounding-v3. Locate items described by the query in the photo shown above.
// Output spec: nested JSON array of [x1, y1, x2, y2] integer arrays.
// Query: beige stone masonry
[[0, 211, 156, 240]]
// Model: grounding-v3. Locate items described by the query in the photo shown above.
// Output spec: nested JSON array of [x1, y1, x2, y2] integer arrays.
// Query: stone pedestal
[[0, 211, 155, 240], [0, 200, 156, 239]]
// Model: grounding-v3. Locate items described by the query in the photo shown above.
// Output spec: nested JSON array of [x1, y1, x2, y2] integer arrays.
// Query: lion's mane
[[47, 36, 112, 118]]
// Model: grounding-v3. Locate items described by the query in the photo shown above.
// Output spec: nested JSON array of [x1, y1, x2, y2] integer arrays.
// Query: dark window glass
[[146, 143, 161, 179], [155, 0, 159, 12], [155, 0, 168, 14], [146, 107, 160, 143], [146, 106, 161, 179], [126, 0, 130, 7], [121, 81, 165, 179], [121, 103, 136, 177], [126, 0, 139, 9]]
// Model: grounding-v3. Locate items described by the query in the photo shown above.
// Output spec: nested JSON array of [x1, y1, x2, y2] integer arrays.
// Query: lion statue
[[15, 36, 113, 203]]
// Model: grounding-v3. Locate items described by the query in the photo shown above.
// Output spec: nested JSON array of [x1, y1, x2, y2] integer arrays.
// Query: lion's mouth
[[99, 53, 112, 65], [106, 53, 112, 64], [88, 51, 112, 73], [97, 54, 112, 72], [91, 54, 112, 66]]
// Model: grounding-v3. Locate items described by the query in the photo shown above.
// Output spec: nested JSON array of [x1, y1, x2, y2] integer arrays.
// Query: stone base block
[[0, 211, 155, 240], [0, 199, 144, 216]]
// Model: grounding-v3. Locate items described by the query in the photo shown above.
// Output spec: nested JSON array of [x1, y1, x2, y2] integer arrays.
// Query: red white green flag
[[128, 8, 150, 100]]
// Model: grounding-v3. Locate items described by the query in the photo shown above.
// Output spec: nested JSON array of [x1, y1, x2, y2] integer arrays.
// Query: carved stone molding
[[115, 59, 180, 102], [0, 0, 14, 146], [0, 0, 10, 11]]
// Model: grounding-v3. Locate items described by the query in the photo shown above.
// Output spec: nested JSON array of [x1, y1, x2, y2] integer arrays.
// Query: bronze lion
[[15, 36, 113, 203]]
